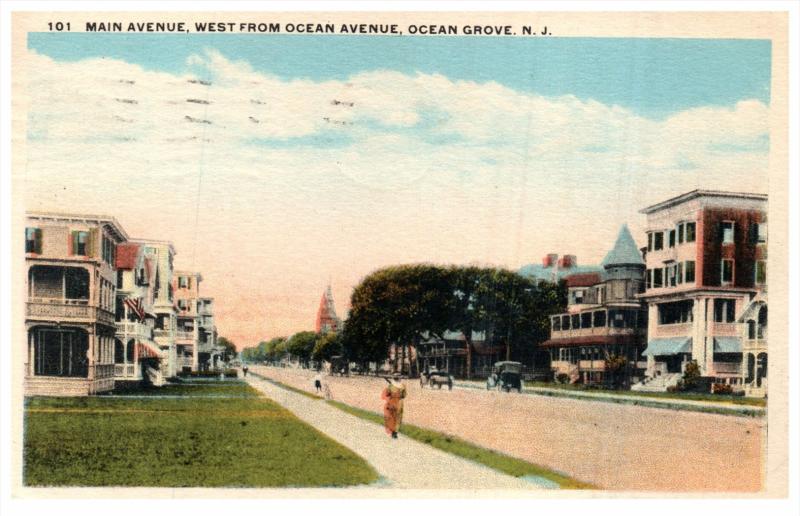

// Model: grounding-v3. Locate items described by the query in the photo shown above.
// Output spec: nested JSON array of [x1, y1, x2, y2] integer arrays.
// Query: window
[[654, 232, 664, 251], [669, 230, 676, 248], [571, 314, 580, 329], [747, 320, 756, 340], [178, 276, 188, 288], [667, 264, 677, 287], [561, 315, 571, 330], [71, 231, 89, 256], [757, 222, 767, 243], [657, 300, 694, 325], [645, 269, 652, 289], [581, 312, 592, 329], [721, 221, 735, 244], [593, 311, 606, 328], [686, 222, 696, 242], [116, 270, 123, 289], [552, 317, 561, 332], [713, 299, 736, 323], [755, 260, 766, 285], [653, 268, 663, 288], [647, 233, 653, 252], [677, 223, 685, 244], [676, 262, 683, 285], [573, 289, 584, 304], [721, 259, 734, 284], [25, 227, 41, 253], [685, 261, 696, 283]]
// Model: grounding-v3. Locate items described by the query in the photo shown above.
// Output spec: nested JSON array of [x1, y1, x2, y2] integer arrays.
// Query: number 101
[[48, 22, 71, 31]]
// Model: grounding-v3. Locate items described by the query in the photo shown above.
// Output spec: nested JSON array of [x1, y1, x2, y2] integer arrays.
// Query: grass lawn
[[24, 381, 378, 487]]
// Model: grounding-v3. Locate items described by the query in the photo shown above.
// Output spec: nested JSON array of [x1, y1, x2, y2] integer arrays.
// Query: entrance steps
[[631, 372, 682, 392]]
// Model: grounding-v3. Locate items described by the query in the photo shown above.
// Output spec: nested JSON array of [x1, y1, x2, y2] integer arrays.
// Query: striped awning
[[642, 337, 692, 357], [714, 337, 742, 353], [136, 341, 163, 359]]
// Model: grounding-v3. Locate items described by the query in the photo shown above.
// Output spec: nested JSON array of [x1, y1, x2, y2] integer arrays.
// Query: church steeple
[[315, 284, 341, 333]]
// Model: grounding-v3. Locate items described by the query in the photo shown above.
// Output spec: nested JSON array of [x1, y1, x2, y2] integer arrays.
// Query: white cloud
[[19, 48, 770, 344]]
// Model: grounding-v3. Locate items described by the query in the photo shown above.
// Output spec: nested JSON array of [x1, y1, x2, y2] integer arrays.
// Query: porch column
[[87, 326, 97, 379]]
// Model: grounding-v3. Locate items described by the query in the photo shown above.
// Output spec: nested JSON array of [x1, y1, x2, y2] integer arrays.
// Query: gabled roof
[[601, 224, 644, 268], [565, 273, 601, 288]]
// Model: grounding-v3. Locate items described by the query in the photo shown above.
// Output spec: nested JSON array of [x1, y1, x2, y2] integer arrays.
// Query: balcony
[[116, 321, 154, 340], [153, 329, 173, 340], [653, 322, 692, 338], [175, 330, 194, 342], [550, 325, 636, 340], [709, 322, 738, 337], [743, 338, 767, 351], [27, 298, 115, 326]]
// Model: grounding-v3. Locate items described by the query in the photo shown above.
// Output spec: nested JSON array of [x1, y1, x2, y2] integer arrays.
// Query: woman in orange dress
[[381, 373, 407, 438]]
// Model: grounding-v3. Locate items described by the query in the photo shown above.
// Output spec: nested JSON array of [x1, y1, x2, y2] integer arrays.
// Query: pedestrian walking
[[381, 372, 407, 439], [242, 365, 249, 377], [314, 372, 323, 393]]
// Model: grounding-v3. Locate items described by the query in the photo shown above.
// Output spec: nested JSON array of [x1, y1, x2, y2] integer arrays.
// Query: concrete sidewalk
[[244, 375, 539, 490]]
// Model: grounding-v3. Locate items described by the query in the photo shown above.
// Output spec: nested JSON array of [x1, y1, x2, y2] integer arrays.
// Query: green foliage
[[342, 263, 567, 372], [312, 332, 343, 363], [216, 336, 237, 361], [679, 360, 703, 391], [241, 336, 287, 364], [286, 331, 319, 366], [24, 384, 378, 487]]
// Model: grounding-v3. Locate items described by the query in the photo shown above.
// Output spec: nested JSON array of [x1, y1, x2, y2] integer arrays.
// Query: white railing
[[116, 322, 154, 340], [175, 331, 194, 342], [27, 299, 115, 325], [113, 363, 138, 378]]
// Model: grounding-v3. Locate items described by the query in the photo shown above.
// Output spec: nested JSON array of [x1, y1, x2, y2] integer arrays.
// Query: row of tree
[[241, 264, 567, 379], [241, 331, 343, 367]]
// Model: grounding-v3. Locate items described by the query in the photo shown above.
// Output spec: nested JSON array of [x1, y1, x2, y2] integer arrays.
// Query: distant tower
[[315, 285, 341, 334]]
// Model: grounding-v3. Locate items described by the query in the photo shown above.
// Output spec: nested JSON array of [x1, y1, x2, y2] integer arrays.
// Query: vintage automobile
[[420, 368, 454, 390], [328, 356, 349, 376], [486, 361, 524, 392]]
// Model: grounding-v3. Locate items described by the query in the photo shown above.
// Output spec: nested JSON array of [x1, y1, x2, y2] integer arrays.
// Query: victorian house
[[541, 225, 648, 386], [173, 271, 203, 372], [25, 212, 126, 396], [113, 243, 164, 385]]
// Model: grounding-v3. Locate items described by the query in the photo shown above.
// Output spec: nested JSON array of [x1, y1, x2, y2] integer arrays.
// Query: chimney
[[558, 254, 577, 269], [542, 253, 558, 268]]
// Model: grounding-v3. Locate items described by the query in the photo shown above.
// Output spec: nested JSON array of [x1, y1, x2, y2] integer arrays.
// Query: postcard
[[5, 6, 793, 506]]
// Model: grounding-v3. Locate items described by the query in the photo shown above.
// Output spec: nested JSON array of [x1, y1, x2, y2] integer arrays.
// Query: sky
[[23, 34, 772, 348]]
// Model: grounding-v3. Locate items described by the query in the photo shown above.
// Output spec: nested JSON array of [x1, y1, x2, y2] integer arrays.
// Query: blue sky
[[28, 34, 771, 119]]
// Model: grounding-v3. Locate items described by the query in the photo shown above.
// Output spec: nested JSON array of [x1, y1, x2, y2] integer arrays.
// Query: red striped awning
[[136, 341, 163, 359]]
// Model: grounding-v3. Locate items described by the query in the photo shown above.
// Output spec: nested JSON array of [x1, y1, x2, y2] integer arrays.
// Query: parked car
[[486, 361, 523, 392], [420, 368, 454, 390]]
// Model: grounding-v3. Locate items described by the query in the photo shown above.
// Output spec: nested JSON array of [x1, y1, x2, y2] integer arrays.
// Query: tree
[[217, 337, 237, 361], [312, 332, 343, 363], [286, 331, 318, 367]]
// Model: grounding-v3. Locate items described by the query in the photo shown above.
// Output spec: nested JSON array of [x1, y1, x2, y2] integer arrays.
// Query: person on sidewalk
[[381, 372, 407, 439], [314, 372, 323, 393], [242, 365, 249, 377]]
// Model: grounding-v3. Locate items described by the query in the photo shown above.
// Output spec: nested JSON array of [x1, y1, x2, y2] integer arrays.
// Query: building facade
[[25, 212, 126, 396], [173, 271, 203, 372], [133, 239, 178, 377], [113, 243, 164, 385], [542, 225, 648, 386], [637, 190, 767, 394], [197, 297, 222, 370]]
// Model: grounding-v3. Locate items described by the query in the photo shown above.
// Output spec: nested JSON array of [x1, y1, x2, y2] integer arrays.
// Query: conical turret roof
[[601, 224, 644, 268]]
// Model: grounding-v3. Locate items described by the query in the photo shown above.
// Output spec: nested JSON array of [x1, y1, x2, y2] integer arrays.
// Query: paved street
[[244, 373, 539, 490], [250, 365, 764, 492]]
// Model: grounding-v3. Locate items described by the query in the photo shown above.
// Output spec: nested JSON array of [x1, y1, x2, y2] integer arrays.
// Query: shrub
[[178, 369, 239, 378], [712, 383, 733, 395], [555, 373, 570, 384]]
